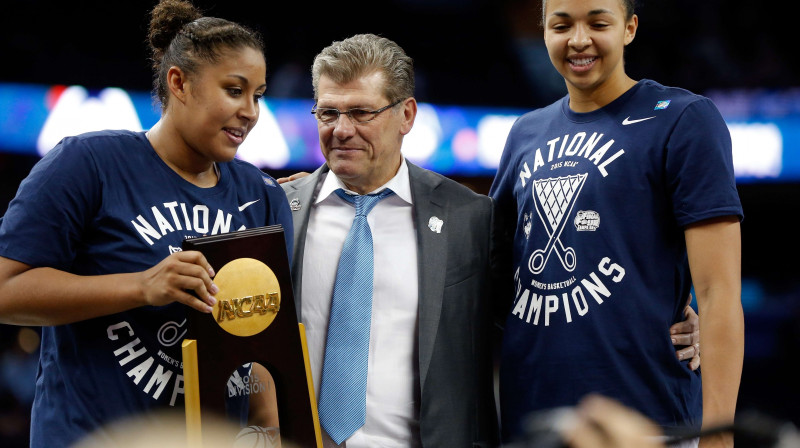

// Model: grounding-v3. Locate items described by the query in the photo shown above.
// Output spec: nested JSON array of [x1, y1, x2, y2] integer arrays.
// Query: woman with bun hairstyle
[[0, 0, 288, 445], [490, 0, 743, 447]]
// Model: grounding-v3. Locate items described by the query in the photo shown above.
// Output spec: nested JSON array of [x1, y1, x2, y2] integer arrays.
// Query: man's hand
[[276, 172, 310, 184], [670, 294, 700, 370]]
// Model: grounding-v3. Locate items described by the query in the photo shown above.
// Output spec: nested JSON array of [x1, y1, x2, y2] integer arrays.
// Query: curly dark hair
[[147, 0, 264, 110]]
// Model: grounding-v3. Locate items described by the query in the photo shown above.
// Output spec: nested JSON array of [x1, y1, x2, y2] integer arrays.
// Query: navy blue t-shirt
[[490, 80, 743, 440], [0, 130, 293, 447]]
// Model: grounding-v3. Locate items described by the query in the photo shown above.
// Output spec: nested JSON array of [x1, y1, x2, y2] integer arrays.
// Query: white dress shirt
[[301, 159, 421, 447]]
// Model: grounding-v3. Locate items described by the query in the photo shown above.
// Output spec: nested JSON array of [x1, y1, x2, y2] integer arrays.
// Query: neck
[[567, 75, 637, 113], [343, 182, 376, 195], [147, 118, 219, 188]]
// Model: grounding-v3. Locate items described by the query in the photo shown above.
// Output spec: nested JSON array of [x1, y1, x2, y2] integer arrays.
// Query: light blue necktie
[[318, 188, 395, 444]]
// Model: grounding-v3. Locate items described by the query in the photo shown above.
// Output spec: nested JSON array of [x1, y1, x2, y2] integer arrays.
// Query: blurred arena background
[[1, 0, 799, 445]]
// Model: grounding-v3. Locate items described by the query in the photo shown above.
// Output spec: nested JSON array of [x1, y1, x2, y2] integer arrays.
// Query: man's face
[[315, 71, 415, 194]]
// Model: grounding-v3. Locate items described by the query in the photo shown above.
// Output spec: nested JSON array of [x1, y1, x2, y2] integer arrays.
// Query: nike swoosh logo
[[238, 199, 261, 211], [622, 116, 656, 125]]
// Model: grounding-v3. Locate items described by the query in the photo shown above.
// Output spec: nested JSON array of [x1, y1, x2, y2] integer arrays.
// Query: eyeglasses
[[311, 99, 404, 125]]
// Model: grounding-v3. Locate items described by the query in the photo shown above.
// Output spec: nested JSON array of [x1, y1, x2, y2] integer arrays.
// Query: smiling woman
[[148, 45, 266, 186], [0, 0, 292, 446], [541, 0, 638, 111], [490, 0, 744, 447], [146, 0, 268, 187]]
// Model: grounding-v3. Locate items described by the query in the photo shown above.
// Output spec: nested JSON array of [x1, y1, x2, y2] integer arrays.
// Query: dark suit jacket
[[281, 161, 499, 447]]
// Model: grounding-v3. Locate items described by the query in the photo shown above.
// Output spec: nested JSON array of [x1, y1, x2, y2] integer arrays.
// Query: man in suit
[[281, 34, 498, 447]]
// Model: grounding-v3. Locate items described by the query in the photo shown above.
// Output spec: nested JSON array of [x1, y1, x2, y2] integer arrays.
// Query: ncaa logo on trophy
[[213, 258, 281, 337]]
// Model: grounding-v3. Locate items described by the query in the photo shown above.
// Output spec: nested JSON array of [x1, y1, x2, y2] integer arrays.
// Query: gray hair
[[311, 34, 414, 103]]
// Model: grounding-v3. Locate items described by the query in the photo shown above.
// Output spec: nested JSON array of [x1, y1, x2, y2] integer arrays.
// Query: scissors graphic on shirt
[[529, 174, 586, 274]]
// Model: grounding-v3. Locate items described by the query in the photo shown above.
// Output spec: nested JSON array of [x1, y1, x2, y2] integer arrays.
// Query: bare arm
[[248, 362, 280, 429], [0, 252, 218, 326], [685, 216, 743, 448]]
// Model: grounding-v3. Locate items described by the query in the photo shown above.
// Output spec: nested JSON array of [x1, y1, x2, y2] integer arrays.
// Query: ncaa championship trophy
[[181, 225, 322, 447]]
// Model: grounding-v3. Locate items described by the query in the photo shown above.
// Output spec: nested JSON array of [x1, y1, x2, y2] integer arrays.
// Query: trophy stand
[[181, 226, 321, 447]]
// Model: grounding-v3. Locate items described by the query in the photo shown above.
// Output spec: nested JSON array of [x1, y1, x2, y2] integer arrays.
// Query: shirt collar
[[316, 158, 413, 205]]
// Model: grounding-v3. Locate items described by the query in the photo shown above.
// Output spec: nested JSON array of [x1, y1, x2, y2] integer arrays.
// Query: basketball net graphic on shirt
[[529, 174, 587, 274]]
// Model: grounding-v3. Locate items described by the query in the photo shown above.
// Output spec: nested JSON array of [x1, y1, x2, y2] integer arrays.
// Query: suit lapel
[[408, 162, 448, 391], [281, 165, 329, 321]]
